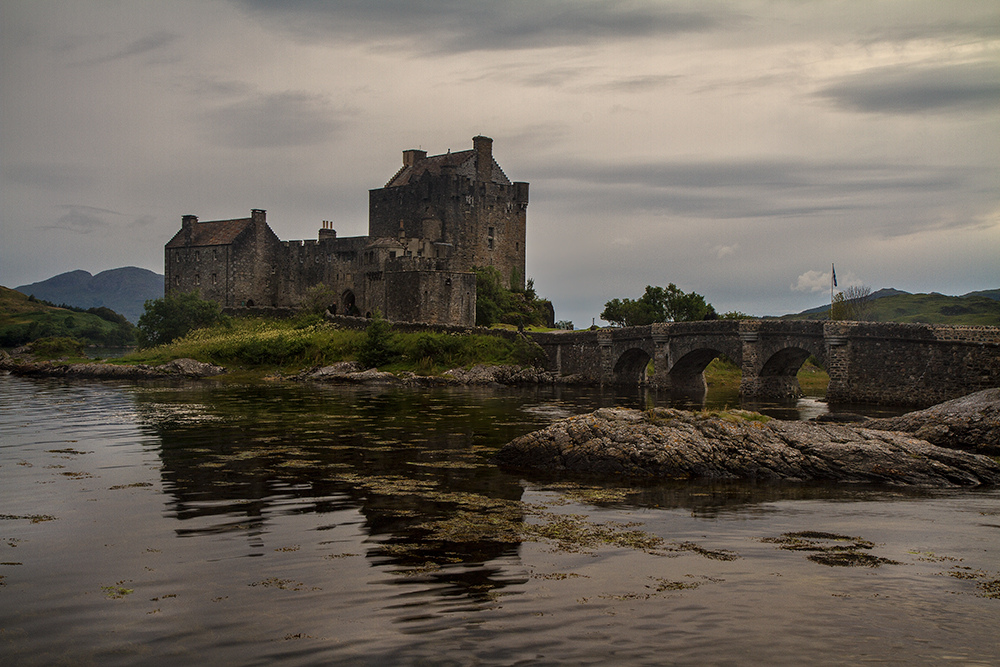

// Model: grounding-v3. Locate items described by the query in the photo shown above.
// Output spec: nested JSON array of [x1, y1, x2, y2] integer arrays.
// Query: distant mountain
[[962, 288, 1000, 301], [779, 288, 1000, 325], [14, 267, 163, 323], [793, 288, 910, 316]]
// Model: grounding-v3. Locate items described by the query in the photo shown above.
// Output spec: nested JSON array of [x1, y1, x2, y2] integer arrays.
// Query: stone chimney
[[251, 209, 266, 224], [319, 220, 337, 241], [182, 214, 197, 245], [473, 135, 493, 182], [403, 149, 427, 167]]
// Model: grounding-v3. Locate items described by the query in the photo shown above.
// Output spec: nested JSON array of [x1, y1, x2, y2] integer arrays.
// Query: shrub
[[357, 313, 397, 369], [31, 336, 85, 359]]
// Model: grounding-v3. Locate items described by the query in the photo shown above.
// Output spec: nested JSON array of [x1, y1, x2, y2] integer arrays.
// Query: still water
[[1, 374, 997, 665]]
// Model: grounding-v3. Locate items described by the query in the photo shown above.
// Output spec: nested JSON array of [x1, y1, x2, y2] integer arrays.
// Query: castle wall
[[166, 137, 523, 327]]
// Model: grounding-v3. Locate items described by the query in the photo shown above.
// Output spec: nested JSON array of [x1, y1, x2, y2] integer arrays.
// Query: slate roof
[[384, 149, 511, 187], [165, 218, 252, 248]]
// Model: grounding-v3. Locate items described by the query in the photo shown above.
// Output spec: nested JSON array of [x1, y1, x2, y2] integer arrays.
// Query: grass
[[0, 286, 135, 348], [118, 316, 546, 376], [703, 356, 830, 393], [782, 291, 1000, 325]]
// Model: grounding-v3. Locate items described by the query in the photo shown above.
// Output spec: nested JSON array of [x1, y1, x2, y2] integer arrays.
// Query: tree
[[136, 291, 225, 348], [474, 266, 552, 328], [600, 284, 713, 327], [301, 283, 340, 316], [831, 285, 875, 321]]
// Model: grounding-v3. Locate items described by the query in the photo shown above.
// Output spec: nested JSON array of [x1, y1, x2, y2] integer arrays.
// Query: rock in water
[[495, 408, 1000, 487], [863, 388, 1000, 455]]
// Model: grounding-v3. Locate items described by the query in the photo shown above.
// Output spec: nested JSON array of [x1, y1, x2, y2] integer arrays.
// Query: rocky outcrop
[[495, 407, 1000, 487], [862, 388, 1000, 455], [0, 357, 225, 379]]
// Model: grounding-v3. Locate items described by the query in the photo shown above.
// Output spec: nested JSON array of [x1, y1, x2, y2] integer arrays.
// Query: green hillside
[[0, 286, 136, 348], [781, 290, 1000, 325]]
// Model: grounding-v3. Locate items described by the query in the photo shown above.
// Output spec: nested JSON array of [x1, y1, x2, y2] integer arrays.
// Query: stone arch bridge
[[529, 320, 1000, 407]]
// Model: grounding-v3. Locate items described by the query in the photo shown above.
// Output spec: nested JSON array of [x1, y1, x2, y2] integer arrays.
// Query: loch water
[[1, 374, 997, 666]]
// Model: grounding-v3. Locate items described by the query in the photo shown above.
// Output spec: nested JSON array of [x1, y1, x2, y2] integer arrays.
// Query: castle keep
[[165, 136, 528, 326]]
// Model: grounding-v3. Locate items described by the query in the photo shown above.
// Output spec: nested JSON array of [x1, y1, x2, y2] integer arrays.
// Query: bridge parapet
[[529, 320, 999, 407], [823, 321, 1000, 406]]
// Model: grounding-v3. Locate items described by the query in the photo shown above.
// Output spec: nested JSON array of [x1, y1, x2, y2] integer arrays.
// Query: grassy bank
[[118, 316, 544, 376]]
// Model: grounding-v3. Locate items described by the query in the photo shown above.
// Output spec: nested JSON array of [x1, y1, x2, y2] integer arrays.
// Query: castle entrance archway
[[342, 290, 359, 316]]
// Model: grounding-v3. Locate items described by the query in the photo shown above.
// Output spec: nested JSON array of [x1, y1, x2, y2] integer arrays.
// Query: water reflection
[[3, 375, 997, 666], [132, 381, 918, 604]]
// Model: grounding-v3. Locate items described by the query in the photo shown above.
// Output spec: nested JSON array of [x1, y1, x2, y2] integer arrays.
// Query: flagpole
[[830, 263, 835, 320]]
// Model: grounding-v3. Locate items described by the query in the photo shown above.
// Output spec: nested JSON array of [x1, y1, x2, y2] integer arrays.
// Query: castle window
[[487, 226, 495, 250], [212, 273, 217, 285], [176, 254, 181, 263], [195, 274, 201, 286], [213, 249, 218, 261], [173, 276, 180, 286], [195, 251, 200, 262]]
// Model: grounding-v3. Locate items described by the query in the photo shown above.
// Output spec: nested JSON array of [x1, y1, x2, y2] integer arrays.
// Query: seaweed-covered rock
[[156, 358, 226, 377], [863, 388, 1000, 455], [0, 357, 226, 379], [443, 364, 558, 385], [495, 407, 1000, 487]]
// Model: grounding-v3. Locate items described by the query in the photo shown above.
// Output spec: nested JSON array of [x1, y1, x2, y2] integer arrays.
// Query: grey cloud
[[590, 73, 683, 93], [815, 61, 1000, 115], [233, 0, 728, 52], [524, 158, 983, 231], [77, 31, 178, 65], [43, 205, 123, 234], [3, 162, 95, 190], [199, 91, 344, 148]]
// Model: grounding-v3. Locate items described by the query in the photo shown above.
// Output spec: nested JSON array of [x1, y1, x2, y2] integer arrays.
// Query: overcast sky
[[2, 1, 998, 325]]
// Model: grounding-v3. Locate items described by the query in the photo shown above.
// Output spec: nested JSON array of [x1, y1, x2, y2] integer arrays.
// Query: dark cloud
[[815, 61, 1000, 114], [233, 0, 729, 52], [199, 91, 344, 148]]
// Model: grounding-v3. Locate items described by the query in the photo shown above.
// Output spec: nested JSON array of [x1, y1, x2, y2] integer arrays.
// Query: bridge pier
[[823, 323, 850, 403]]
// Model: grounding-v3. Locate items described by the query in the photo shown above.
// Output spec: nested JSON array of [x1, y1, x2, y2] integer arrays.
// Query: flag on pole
[[832, 263, 837, 287]]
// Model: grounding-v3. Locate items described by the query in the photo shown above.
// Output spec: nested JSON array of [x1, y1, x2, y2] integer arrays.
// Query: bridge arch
[[743, 345, 821, 400], [664, 347, 725, 396], [613, 348, 652, 385]]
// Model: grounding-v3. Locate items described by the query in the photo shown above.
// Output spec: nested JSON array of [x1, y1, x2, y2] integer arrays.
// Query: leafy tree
[[600, 284, 713, 327], [137, 291, 226, 348], [474, 266, 552, 328]]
